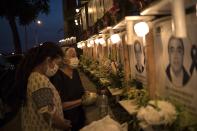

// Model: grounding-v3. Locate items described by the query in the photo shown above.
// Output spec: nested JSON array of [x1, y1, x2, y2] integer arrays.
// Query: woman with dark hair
[[50, 47, 86, 131], [14, 42, 71, 131]]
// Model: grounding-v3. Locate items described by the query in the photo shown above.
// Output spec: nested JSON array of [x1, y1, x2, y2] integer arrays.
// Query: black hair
[[13, 42, 64, 107], [168, 36, 184, 54], [61, 46, 69, 53]]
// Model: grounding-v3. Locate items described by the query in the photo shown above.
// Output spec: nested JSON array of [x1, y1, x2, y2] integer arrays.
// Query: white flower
[[137, 107, 146, 120], [137, 106, 163, 125], [137, 100, 177, 126], [158, 101, 177, 124]]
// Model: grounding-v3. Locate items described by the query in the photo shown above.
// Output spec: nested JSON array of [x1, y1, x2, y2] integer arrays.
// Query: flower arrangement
[[122, 87, 149, 107], [167, 99, 197, 131], [80, 56, 113, 87], [99, 78, 111, 87], [137, 100, 177, 127], [109, 61, 124, 89], [79, 55, 92, 67]]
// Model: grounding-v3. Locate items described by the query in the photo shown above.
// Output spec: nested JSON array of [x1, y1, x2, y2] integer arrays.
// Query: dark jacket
[[135, 64, 144, 73], [166, 65, 190, 86], [50, 69, 85, 131]]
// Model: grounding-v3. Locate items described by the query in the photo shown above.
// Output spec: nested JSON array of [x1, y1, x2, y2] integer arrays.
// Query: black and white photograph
[[154, 12, 197, 119], [134, 40, 144, 73], [166, 36, 190, 87]]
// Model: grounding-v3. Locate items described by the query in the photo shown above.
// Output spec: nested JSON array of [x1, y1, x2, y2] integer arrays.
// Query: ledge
[[118, 99, 138, 115], [107, 87, 123, 96], [140, 0, 196, 16]]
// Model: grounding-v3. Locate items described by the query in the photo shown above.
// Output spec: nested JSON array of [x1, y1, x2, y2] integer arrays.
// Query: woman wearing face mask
[[14, 42, 71, 131], [50, 47, 86, 131]]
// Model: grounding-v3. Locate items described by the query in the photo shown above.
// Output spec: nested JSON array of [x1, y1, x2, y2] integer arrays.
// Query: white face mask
[[45, 64, 59, 77], [69, 57, 79, 69]]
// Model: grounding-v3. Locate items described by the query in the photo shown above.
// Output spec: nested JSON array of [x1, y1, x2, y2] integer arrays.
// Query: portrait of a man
[[166, 36, 190, 87], [134, 40, 144, 73]]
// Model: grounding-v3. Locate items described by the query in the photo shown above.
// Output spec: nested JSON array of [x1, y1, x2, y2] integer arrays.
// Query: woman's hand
[[50, 112, 72, 130]]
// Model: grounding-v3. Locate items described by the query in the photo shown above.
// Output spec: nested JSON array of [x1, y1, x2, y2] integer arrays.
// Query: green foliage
[[135, 89, 149, 107], [122, 87, 149, 107], [127, 79, 138, 87], [164, 99, 197, 131], [110, 73, 124, 88], [80, 55, 93, 67], [109, 62, 124, 89], [80, 56, 112, 88]]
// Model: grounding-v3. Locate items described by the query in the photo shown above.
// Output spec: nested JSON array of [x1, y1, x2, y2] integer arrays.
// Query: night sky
[[0, 0, 64, 54]]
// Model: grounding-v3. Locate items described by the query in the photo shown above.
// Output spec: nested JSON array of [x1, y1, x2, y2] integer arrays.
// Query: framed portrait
[[154, 13, 197, 116]]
